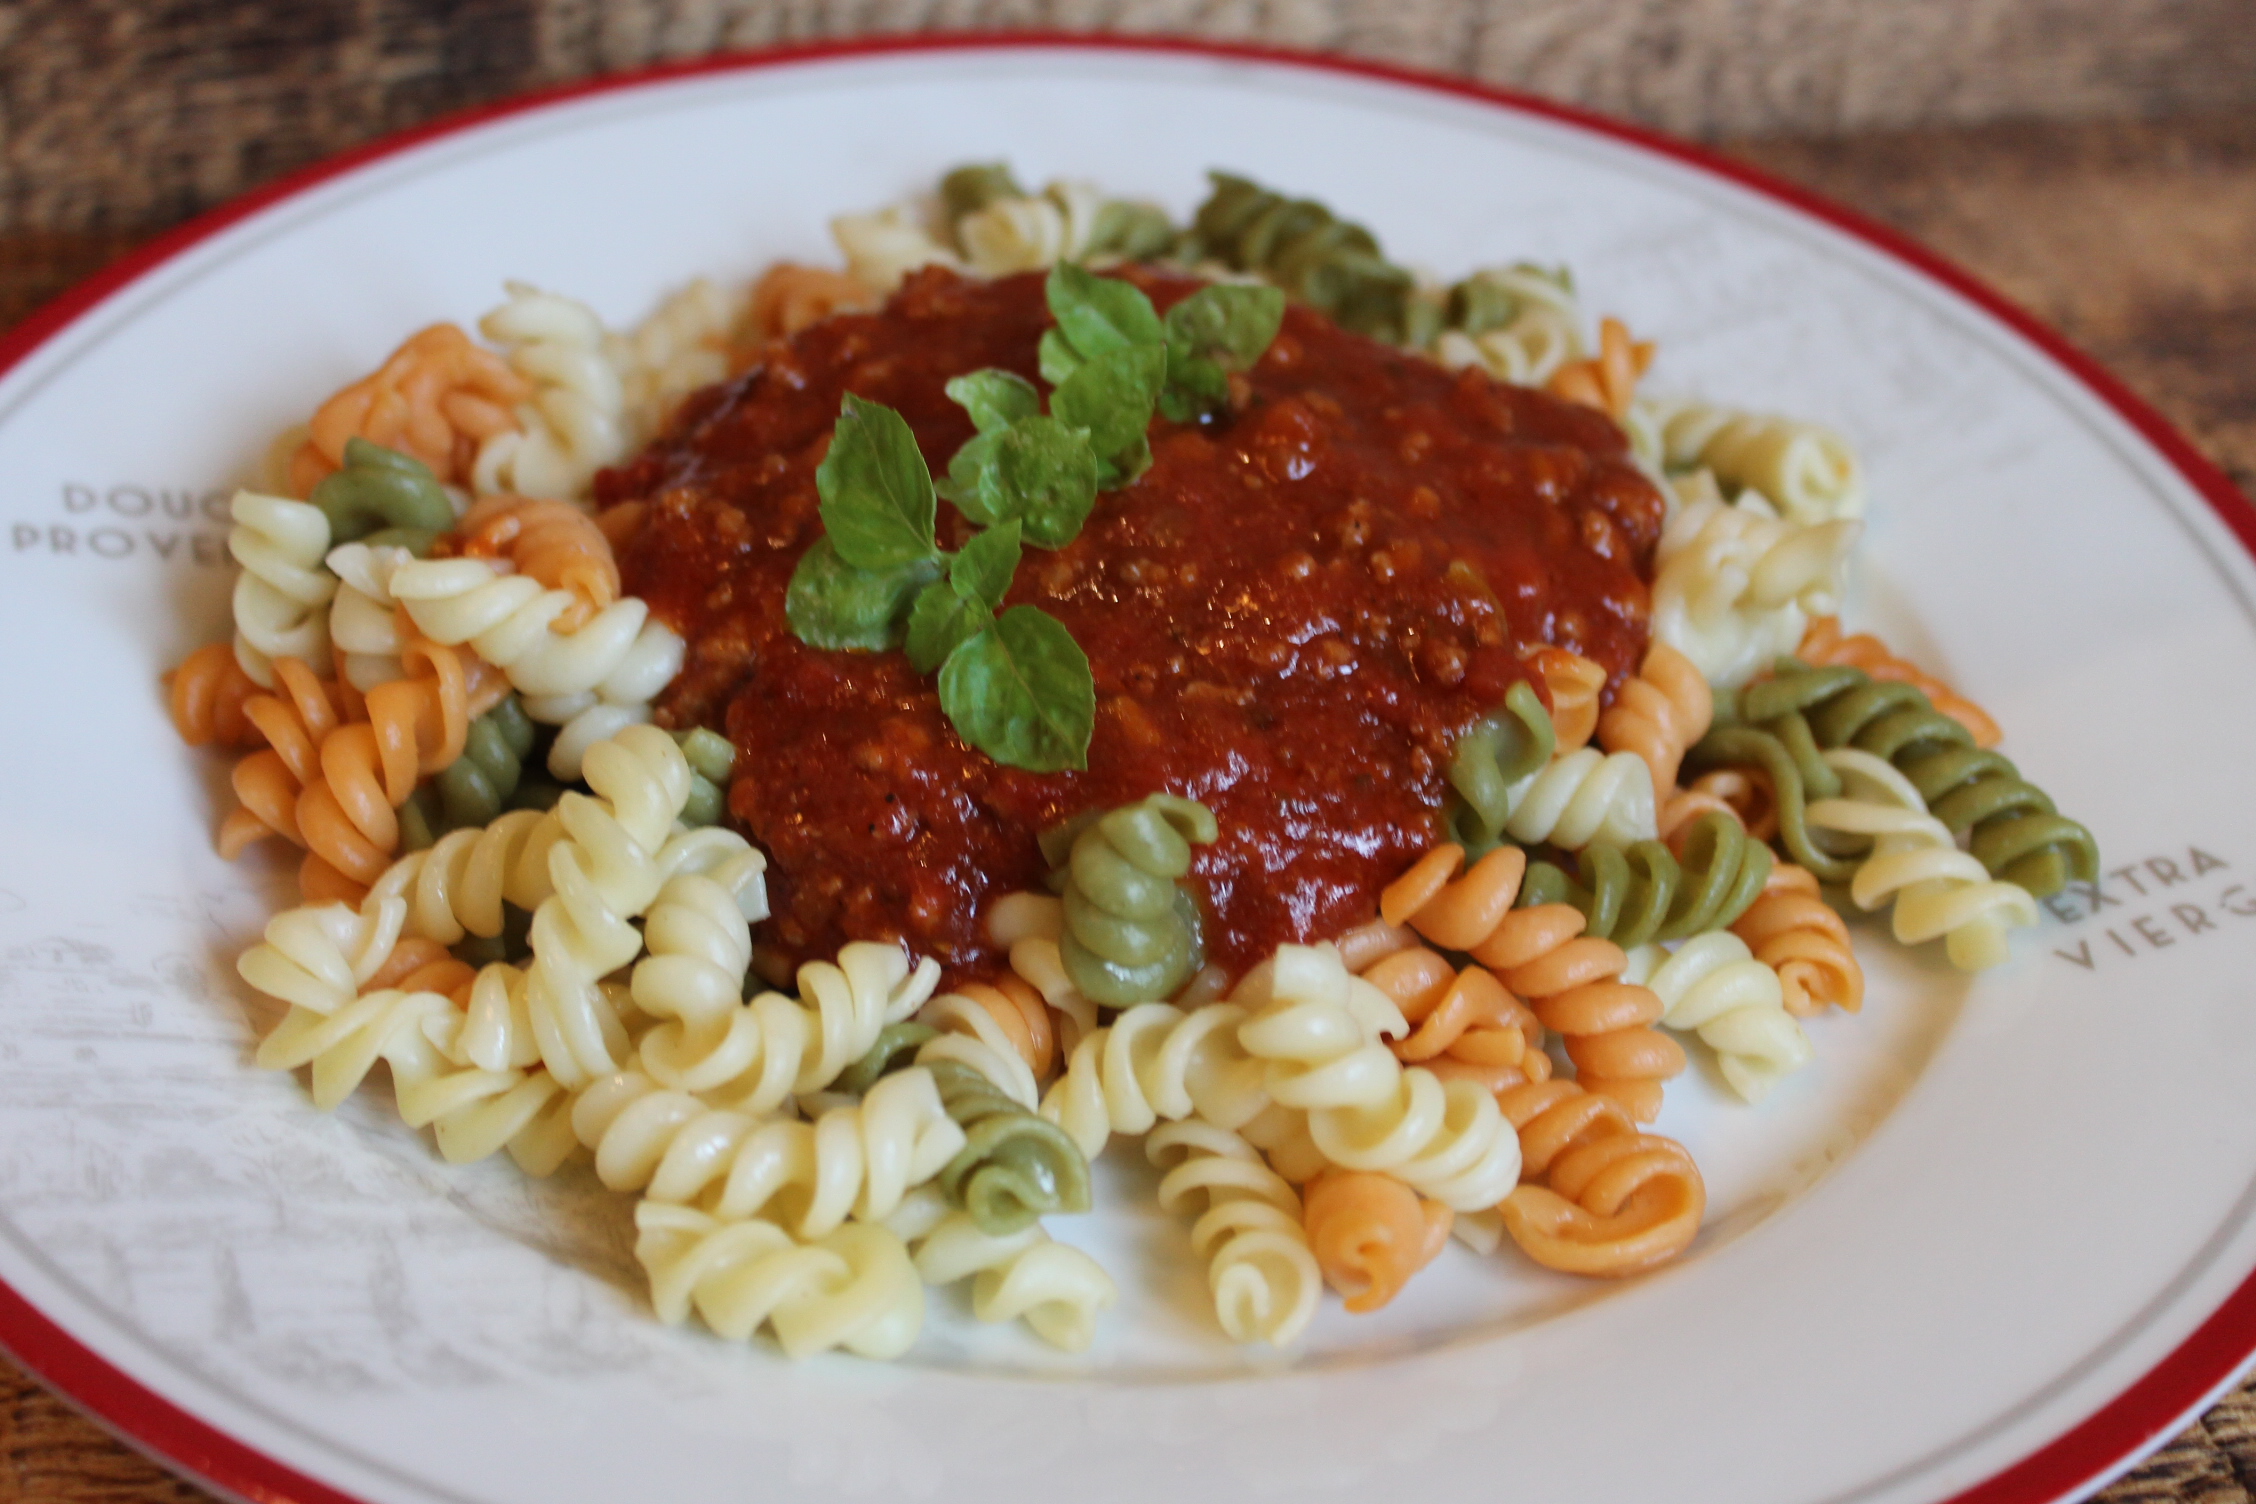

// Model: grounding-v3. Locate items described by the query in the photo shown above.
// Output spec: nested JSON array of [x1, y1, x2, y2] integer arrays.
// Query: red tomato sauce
[[596, 267, 1662, 981]]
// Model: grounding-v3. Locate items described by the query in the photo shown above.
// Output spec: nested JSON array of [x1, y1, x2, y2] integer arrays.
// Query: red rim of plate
[[2, 32, 2250, 1504]]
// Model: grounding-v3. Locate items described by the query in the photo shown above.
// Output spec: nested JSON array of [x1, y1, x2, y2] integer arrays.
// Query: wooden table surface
[[3, 98, 2255, 1504]]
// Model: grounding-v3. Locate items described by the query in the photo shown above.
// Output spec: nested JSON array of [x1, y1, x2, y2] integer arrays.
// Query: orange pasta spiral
[[1362, 946, 1550, 1094], [1523, 646, 1606, 754], [216, 657, 356, 859], [1378, 843, 1684, 1122], [1598, 641, 1713, 798], [457, 495, 622, 630], [948, 974, 1068, 1077], [747, 262, 877, 342], [1797, 617, 2001, 749], [168, 641, 266, 749], [1498, 1078, 1705, 1276], [1730, 862, 1864, 1017], [290, 324, 529, 495], [1302, 1170, 1453, 1313], [1657, 768, 1779, 843], [293, 623, 508, 895], [1492, 918, 1682, 1124], [1545, 316, 1655, 422]]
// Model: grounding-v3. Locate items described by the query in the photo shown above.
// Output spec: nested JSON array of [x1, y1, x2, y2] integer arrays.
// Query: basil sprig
[[786, 393, 1095, 771], [785, 265, 1283, 773]]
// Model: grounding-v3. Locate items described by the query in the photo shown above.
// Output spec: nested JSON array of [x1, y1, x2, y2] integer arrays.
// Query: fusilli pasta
[[1147, 1120, 1323, 1347], [1622, 933, 1812, 1102], [1302, 1169, 1453, 1314], [636, 1202, 925, 1359], [470, 282, 630, 500], [1650, 482, 1862, 688], [885, 1186, 1117, 1353], [1805, 747, 2041, 971]]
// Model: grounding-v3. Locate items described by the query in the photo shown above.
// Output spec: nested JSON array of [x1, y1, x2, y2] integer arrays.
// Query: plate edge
[[2, 30, 2251, 1504]]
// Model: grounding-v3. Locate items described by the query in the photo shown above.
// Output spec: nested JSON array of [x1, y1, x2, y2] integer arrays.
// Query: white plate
[[3, 37, 2253, 1504]]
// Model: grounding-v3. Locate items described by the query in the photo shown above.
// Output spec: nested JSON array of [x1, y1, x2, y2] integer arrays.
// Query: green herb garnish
[[938, 606, 1097, 775], [784, 263, 1283, 772]]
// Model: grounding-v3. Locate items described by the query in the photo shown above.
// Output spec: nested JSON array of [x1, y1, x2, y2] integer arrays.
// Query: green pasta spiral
[[1738, 661, 2098, 897], [398, 698, 538, 852], [1518, 812, 1774, 946], [1683, 719, 1859, 882], [832, 1022, 940, 1098], [1187, 173, 1418, 343], [310, 438, 456, 553], [1085, 200, 1179, 261], [1444, 680, 1557, 856], [674, 727, 737, 829], [925, 1058, 1093, 1235], [1046, 794, 1216, 1007], [940, 162, 1026, 221]]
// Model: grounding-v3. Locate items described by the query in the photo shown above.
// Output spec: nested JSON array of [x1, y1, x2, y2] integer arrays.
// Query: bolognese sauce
[[596, 266, 1663, 978]]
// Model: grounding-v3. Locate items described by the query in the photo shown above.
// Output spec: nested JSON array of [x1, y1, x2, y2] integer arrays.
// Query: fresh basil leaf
[[937, 429, 1007, 524], [1052, 343, 1166, 470], [815, 394, 937, 570], [906, 580, 993, 673], [1093, 435, 1153, 490], [950, 519, 1022, 610], [1166, 282, 1286, 373], [938, 606, 1095, 772], [990, 418, 1099, 546], [1038, 328, 1084, 387], [1162, 283, 1286, 420], [786, 537, 941, 651], [946, 369, 1040, 435], [1045, 262, 1165, 359]]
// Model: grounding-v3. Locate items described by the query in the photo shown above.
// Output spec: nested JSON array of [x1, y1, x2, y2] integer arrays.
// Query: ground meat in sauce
[[595, 266, 1664, 981]]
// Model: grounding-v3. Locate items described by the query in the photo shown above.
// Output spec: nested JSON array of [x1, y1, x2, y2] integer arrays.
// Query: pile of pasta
[[169, 166, 2097, 1361]]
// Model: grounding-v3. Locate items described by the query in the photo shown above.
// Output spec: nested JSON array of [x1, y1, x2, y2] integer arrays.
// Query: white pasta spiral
[[1621, 934, 1812, 1102], [518, 615, 687, 782], [635, 1201, 925, 1360], [228, 489, 335, 686], [322, 541, 415, 691], [236, 896, 407, 1018], [1650, 482, 1862, 688], [1642, 397, 1867, 523], [522, 726, 692, 1087], [363, 807, 560, 948], [955, 181, 1105, 275], [387, 550, 686, 778], [1233, 944, 1522, 1212], [1146, 1120, 1322, 1348], [1428, 264, 1585, 386], [573, 1066, 965, 1237], [884, 1185, 1117, 1353], [252, 977, 580, 1175], [471, 281, 629, 501], [1807, 748, 2040, 970], [609, 277, 740, 444], [1503, 747, 1659, 849], [1038, 1000, 1269, 1161], [634, 938, 941, 1114], [831, 205, 961, 294]]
